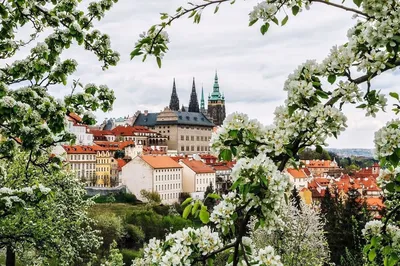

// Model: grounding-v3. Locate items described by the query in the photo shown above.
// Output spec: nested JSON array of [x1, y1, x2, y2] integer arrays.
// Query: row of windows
[[97, 166, 110, 172], [180, 135, 211, 141], [179, 126, 212, 131], [155, 169, 179, 173], [180, 146, 211, 152], [196, 178, 215, 185], [160, 192, 179, 200], [97, 158, 112, 164], [155, 174, 180, 182], [72, 163, 95, 170], [70, 154, 96, 161], [155, 183, 181, 191]]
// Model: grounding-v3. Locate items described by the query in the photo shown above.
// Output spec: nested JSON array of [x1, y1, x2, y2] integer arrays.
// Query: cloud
[[44, 0, 399, 149]]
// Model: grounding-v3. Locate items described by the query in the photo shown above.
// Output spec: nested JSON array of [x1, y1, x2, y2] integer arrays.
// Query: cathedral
[[168, 72, 226, 126]]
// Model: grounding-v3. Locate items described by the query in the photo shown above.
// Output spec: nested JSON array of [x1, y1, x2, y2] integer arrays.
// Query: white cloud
[[49, 0, 399, 149]]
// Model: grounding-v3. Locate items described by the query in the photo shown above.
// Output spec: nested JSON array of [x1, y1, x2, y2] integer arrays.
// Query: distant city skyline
[[50, 0, 398, 149]]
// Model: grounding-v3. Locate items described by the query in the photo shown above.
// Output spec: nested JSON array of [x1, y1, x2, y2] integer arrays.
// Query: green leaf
[[199, 209, 210, 224], [328, 74, 336, 84], [353, 0, 363, 7], [292, 6, 300, 16], [183, 205, 192, 219], [368, 249, 377, 262], [156, 57, 162, 68], [316, 145, 323, 154], [371, 236, 378, 247], [207, 258, 214, 266], [214, 6, 219, 14], [356, 103, 367, 109], [207, 193, 221, 200], [390, 92, 399, 100], [272, 17, 279, 25], [388, 253, 399, 266], [249, 18, 258, 26], [220, 149, 232, 161], [386, 182, 395, 192], [260, 22, 270, 35], [281, 15, 289, 26], [192, 201, 200, 215], [181, 197, 192, 207]]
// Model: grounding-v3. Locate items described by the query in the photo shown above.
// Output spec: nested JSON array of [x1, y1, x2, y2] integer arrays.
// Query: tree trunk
[[6, 245, 16, 266]]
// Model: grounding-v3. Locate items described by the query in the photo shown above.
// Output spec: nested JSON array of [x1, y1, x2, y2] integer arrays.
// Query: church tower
[[188, 78, 200, 112], [200, 85, 206, 114], [207, 71, 226, 126], [169, 78, 180, 111]]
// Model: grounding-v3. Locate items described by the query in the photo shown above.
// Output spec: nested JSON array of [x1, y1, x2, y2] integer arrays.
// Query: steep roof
[[111, 125, 156, 136], [141, 155, 182, 169], [94, 141, 135, 151], [62, 145, 96, 154], [287, 168, 308, 179], [134, 111, 214, 127], [67, 112, 83, 123], [117, 158, 127, 171], [181, 159, 216, 174]]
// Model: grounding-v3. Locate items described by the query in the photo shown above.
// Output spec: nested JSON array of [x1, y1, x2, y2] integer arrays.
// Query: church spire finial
[[200, 84, 205, 113], [213, 70, 220, 93], [169, 78, 180, 111], [188, 77, 200, 112]]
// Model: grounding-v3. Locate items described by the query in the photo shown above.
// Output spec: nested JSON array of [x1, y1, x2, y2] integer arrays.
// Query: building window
[[191, 146, 194, 151], [186, 146, 189, 151], [181, 146, 184, 151], [191, 136, 194, 141], [186, 136, 189, 141]]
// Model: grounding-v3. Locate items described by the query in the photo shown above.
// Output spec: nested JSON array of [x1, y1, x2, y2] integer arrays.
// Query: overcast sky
[[56, 0, 398, 149]]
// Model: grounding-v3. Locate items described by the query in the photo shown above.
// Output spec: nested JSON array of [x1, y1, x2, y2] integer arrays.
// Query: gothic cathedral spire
[[169, 78, 180, 111], [200, 85, 205, 113], [188, 77, 200, 112]]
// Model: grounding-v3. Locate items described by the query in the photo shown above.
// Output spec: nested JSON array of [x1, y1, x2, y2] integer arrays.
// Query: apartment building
[[62, 145, 96, 186], [179, 158, 216, 199], [121, 155, 183, 204]]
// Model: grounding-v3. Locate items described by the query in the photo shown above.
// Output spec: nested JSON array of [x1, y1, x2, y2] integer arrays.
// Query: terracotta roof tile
[[141, 155, 182, 169], [111, 125, 157, 136], [62, 145, 96, 154], [94, 141, 135, 151], [181, 159, 216, 174], [117, 159, 127, 171], [287, 168, 308, 179]]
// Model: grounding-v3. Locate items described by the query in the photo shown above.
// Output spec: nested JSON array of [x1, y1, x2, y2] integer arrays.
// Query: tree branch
[[310, 0, 369, 17]]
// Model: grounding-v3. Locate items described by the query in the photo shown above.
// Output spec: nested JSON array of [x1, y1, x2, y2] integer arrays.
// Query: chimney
[[144, 110, 148, 116]]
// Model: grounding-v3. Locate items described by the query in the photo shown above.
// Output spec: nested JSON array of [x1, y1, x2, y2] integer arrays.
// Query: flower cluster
[[374, 119, 400, 158], [133, 226, 223, 265]]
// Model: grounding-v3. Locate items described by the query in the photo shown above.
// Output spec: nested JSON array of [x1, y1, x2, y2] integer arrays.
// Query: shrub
[[121, 249, 142, 266], [125, 224, 145, 248]]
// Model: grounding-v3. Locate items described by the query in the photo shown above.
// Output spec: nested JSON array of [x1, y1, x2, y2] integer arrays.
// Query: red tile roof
[[94, 141, 135, 151], [181, 159, 216, 174], [212, 165, 232, 171], [62, 145, 96, 154], [287, 168, 308, 179], [111, 125, 156, 136], [141, 155, 182, 169], [67, 112, 83, 123], [117, 159, 127, 171]]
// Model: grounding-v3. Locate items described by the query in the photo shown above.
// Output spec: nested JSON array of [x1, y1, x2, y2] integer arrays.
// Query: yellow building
[[93, 144, 112, 187]]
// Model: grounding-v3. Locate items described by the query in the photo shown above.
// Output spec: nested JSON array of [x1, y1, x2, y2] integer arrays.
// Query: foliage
[[252, 200, 330, 266], [0, 0, 119, 161], [88, 192, 137, 204], [0, 152, 101, 265], [204, 182, 217, 211], [131, 0, 400, 265], [321, 187, 370, 264], [363, 118, 400, 265], [90, 212, 125, 251], [290, 187, 302, 211], [121, 249, 142, 266], [140, 189, 161, 204], [298, 147, 331, 160], [114, 150, 125, 159], [124, 224, 145, 249], [99, 241, 124, 266]]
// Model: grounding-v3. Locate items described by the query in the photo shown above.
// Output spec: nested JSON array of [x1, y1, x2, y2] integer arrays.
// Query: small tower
[[188, 77, 200, 112], [169, 78, 180, 111], [200, 85, 206, 114], [207, 71, 226, 126]]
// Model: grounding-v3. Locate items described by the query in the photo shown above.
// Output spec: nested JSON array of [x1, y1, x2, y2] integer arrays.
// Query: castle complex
[[168, 72, 226, 126]]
